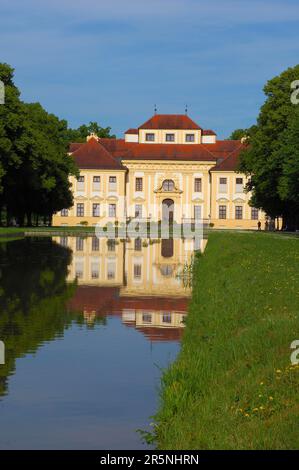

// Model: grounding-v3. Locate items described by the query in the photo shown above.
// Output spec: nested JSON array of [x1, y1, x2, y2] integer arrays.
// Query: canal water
[[0, 236, 194, 449]]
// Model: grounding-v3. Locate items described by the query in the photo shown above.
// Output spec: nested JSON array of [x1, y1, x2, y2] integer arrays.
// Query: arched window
[[162, 179, 175, 191]]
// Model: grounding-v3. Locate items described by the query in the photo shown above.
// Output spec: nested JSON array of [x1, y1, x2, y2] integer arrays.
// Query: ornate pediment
[[233, 197, 245, 203], [154, 175, 183, 194], [192, 196, 204, 203], [217, 196, 230, 203]]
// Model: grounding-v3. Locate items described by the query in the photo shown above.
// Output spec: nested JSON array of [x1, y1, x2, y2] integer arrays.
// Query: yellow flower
[[276, 369, 282, 373], [259, 394, 263, 398], [245, 413, 250, 417], [259, 406, 264, 410], [269, 396, 274, 400], [260, 382, 264, 385]]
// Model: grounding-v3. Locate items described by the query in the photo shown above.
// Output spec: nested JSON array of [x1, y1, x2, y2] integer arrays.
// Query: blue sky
[[1, 0, 299, 138]]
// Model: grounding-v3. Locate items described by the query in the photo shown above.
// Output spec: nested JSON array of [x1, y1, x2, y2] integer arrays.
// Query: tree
[[228, 129, 248, 140], [275, 105, 299, 229], [0, 63, 79, 226], [239, 64, 299, 230], [0, 63, 25, 222], [66, 121, 115, 142]]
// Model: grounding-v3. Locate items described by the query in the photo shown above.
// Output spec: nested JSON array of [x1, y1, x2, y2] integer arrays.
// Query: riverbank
[[153, 231, 299, 449]]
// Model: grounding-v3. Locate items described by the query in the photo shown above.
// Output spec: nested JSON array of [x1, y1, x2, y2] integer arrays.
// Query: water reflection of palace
[[54, 236, 195, 341]]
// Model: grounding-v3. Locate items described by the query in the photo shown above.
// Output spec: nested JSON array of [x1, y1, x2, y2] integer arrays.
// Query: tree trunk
[[26, 212, 32, 227]]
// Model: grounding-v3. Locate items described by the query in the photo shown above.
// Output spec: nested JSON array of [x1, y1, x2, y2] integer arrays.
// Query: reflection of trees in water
[[0, 238, 76, 398]]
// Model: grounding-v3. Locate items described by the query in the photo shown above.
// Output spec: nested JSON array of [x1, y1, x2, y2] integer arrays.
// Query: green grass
[[0, 227, 25, 234], [153, 231, 299, 449]]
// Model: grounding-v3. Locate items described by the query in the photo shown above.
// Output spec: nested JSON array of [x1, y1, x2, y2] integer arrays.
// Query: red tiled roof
[[69, 136, 243, 169], [69, 142, 83, 152], [211, 142, 245, 171], [122, 143, 217, 161], [100, 138, 137, 158], [202, 129, 216, 136], [71, 137, 124, 170], [139, 114, 202, 130], [125, 128, 138, 134]]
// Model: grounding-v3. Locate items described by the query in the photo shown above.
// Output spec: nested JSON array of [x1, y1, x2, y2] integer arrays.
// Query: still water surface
[[0, 236, 194, 449]]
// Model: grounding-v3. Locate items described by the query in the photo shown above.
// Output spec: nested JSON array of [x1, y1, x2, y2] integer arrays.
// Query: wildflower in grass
[[276, 369, 282, 373], [269, 396, 274, 401], [260, 382, 264, 385]]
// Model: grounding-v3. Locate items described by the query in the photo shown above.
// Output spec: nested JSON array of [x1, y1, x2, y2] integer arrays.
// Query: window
[[162, 179, 175, 191], [219, 205, 227, 219], [145, 133, 155, 142], [60, 237, 68, 247], [251, 208, 259, 220], [91, 263, 99, 279], [194, 205, 202, 220], [76, 203, 84, 217], [194, 178, 202, 192], [109, 176, 117, 191], [61, 209, 68, 217], [165, 133, 175, 142], [92, 203, 100, 217], [93, 176, 100, 191], [92, 236, 99, 251], [185, 134, 195, 142], [142, 313, 152, 323], [134, 264, 142, 279], [107, 262, 116, 280], [77, 175, 85, 191], [134, 238, 142, 251], [135, 204, 142, 218], [107, 239, 116, 252], [236, 177, 243, 193], [235, 205, 243, 220], [135, 177, 143, 191], [75, 261, 83, 279], [219, 177, 227, 193], [162, 313, 172, 324], [76, 237, 84, 251], [109, 204, 116, 217]]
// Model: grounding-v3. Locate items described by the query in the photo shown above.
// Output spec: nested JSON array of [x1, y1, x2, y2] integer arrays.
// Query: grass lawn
[[153, 231, 299, 449], [0, 227, 25, 235]]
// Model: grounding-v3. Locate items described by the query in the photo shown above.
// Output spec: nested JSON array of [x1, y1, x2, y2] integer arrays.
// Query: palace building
[[53, 114, 265, 229]]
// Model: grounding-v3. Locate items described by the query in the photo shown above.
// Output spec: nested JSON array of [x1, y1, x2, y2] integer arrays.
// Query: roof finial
[[154, 104, 157, 115], [185, 104, 188, 115]]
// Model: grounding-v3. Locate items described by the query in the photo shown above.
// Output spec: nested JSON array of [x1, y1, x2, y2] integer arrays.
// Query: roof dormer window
[[145, 133, 155, 142], [185, 134, 195, 142], [165, 133, 175, 142]]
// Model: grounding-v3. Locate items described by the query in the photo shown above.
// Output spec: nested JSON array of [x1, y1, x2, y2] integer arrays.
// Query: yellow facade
[[138, 128, 202, 144], [53, 169, 126, 227], [210, 171, 266, 229], [123, 160, 213, 222]]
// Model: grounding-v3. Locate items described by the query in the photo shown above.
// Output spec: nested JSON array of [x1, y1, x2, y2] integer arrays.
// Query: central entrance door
[[162, 199, 174, 223]]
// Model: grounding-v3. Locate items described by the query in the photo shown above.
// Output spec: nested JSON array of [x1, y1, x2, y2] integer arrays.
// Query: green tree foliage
[[239, 64, 299, 229], [0, 63, 79, 226], [67, 121, 115, 142], [276, 105, 299, 226], [228, 129, 248, 140]]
